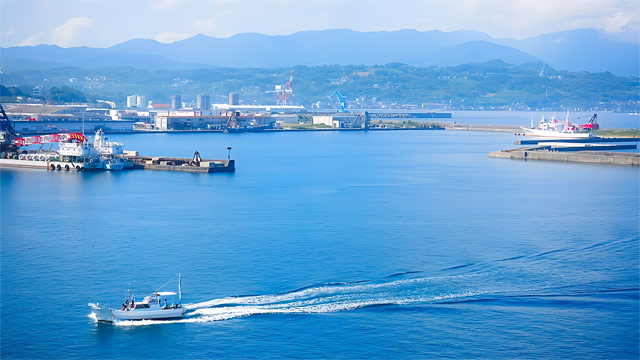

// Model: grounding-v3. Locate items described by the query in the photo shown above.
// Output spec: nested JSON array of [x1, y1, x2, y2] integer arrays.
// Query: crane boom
[[333, 90, 348, 113], [13, 132, 87, 147], [276, 70, 294, 106], [0, 104, 16, 136]]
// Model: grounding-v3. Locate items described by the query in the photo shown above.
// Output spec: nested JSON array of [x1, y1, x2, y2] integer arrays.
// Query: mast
[[178, 273, 182, 304]]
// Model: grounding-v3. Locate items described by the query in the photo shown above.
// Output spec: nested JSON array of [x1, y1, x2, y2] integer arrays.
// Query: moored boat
[[522, 113, 598, 138]]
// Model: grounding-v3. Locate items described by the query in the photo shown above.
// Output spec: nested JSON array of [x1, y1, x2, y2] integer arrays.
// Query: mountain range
[[1, 28, 638, 76]]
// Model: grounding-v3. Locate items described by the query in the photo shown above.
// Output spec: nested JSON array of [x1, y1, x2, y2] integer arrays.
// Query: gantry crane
[[333, 90, 348, 113]]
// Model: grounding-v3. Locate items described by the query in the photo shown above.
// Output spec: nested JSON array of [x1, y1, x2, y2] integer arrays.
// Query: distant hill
[[0, 44, 214, 70], [496, 29, 640, 76], [108, 29, 535, 68], [1, 28, 638, 75], [2, 61, 638, 111]]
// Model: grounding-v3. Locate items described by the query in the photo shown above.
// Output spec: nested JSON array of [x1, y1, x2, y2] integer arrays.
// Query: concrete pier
[[515, 137, 640, 145], [125, 155, 235, 173], [490, 148, 640, 166]]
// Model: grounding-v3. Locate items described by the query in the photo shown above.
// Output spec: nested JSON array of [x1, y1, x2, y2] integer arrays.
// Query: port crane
[[581, 114, 599, 130], [1, 103, 88, 150], [275, 70, 294, 106], [13, 132, 87, 147], [0, 104, 16, 136], [333, 90, 348, 113], [0, 103, 19, 152]]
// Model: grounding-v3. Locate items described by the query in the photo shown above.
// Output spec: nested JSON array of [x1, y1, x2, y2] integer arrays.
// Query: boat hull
[[522, 128, 594, 138], [112, 307, 184, 321], [104, 161, 125, 170], [89, 303, 184, 322]]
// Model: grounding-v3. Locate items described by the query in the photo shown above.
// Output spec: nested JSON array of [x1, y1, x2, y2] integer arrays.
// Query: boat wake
[[110, 236, 639, 327], [112, 272, 548, 327]]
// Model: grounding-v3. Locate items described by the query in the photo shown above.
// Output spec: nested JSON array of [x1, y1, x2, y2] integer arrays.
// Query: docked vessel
[[2, 127, 132, 171], [89, 274, 185, 322], [521, 113, 599, 138]]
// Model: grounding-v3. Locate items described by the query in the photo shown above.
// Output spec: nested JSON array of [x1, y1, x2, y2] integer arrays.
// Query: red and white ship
[[522, 113, 599, 138]]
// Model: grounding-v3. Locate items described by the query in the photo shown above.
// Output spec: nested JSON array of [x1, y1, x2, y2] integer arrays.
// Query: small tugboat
[[89, 274, 185, 322]]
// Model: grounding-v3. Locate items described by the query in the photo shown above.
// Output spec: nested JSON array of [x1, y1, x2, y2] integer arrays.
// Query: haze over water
[[1, 125, 638, 358]]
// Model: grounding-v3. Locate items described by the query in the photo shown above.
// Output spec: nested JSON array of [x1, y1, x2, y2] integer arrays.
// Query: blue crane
[[333, 90, 348, 113]]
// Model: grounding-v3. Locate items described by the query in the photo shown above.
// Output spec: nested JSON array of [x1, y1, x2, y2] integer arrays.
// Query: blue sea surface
[[1, 130, 638, 359]]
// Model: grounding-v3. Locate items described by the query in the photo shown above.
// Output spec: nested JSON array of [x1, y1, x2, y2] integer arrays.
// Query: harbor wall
[[490, 149, 640, 165]]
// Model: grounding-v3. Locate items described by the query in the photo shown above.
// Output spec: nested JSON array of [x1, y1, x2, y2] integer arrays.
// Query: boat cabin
[[122, 291, 181, 311]]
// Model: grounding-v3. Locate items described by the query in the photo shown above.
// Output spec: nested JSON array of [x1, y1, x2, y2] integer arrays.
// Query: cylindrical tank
[[229, 93, 239, 106]]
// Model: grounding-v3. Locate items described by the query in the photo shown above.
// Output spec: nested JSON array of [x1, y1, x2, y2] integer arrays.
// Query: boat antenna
[[178, 273, 182, 304]]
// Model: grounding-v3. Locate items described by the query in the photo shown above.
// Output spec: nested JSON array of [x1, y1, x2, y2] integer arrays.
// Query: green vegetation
[[0, 84, 89, 104], [47, 86, 88, 103], [1, 61, 638, 110], [595, 129, 640, 138]]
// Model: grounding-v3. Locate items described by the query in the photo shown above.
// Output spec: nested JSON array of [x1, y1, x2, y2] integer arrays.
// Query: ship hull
[[90, 305, 184, 322], [522, 129, 594, 138]]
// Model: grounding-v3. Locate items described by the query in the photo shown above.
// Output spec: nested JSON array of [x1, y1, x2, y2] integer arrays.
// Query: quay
[[490, 144, 639, 166], [444, 123, 522, 132], [515, 137, 640, 145], [125, 154, 235, 173]]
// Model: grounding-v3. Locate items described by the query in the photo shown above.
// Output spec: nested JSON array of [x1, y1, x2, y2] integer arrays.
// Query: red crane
[[276, 70, 294, 106], [581, 114, 599, 130], [13, 132, 87, 147]]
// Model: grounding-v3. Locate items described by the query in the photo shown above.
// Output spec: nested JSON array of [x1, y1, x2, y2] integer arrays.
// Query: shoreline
[[10, 124, 639, 137]]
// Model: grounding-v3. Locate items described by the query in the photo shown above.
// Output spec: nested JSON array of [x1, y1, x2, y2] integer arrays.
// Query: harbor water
[[1, 129, 638, 358]]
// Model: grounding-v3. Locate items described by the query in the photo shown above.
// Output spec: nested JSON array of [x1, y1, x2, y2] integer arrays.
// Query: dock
[[125, 155, 235, 173], [515, 137, 640, 145], [490, 145, 639, 166]]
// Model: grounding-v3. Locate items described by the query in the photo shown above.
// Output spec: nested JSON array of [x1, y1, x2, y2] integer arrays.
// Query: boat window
[[134, 304, 150, 309]]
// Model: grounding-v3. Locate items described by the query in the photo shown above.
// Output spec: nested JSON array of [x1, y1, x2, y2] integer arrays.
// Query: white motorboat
[[89, 274, 185, 322], [103, 159, 125, 170]]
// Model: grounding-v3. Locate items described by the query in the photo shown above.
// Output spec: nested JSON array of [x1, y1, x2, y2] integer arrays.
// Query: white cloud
[[17, 16, 94, 47], [20, 32, 46, 46], [4, 0, 640, 47], [5, 26, 15, 37], [155, 31, 194, 43], [52, 17, 93, 47], [194, 18, 217, 33], [152, 0, 182, 11]]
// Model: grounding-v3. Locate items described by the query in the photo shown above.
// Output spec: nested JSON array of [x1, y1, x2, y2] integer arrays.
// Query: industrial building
[[154, 110, 275, 131], [4, 104, 144, 134], [312, 113, 370, 129], [171, 95, 182, 109], [126, 95, 148, 109], [228, 93, 239, 106], [126, 95, 137, 108], [196, 94, 211, 110]]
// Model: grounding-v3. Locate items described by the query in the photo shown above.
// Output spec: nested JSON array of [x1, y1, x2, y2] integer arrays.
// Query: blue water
[[1, 130, 638, 359]]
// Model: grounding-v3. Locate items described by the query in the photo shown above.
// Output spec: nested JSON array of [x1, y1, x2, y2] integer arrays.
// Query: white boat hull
[[522, 128, 594, 138], [112, 307, 184, 321], [89, 303, 184, 322], [104, 161, 124, 170]]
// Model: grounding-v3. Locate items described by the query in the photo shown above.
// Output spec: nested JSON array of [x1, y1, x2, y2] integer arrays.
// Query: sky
[[1, 0, 638, 48]]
